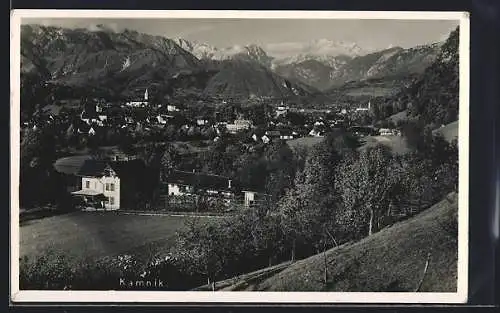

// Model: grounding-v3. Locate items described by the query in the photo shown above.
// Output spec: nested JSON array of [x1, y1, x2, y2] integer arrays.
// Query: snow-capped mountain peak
[[174, 38, 273, 67], [264, 39, 371, 65]]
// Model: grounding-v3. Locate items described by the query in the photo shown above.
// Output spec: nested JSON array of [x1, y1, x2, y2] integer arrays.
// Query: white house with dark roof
[[163, 170, 269, 208], [71, 159, 146, 210], [71, 160, 121, 210], [164, 170, 235, 199]]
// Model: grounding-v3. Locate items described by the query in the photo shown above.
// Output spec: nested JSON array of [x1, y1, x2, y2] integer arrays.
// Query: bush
[[19, 252, 146, 290], [19, 251, 75, 290], [167, 206, 288, 286]]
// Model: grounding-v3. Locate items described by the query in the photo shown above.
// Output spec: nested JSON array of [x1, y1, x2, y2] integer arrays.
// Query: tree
[[160, 144, 180, 177], [277, 172, 342, 261], [248, 207, 285, 267], [302, 130, 359, 191], [164, 124, 177, 140], [20, 127, 58, 208], [187, 126, 201, 139], [245, 104, 267, 126], [264, 141, 296, 200], [287, 111, 306, 126], [174, 221, 227, 290], [234, 152, 267, 190], [290, 144, 309, 174], [400, 120, 427, 151], [337, 145, 403, 236], [274, 129, 363, 257]]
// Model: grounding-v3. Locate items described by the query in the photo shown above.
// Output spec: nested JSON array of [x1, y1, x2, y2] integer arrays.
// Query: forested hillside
[[375, 27, 459, 128]]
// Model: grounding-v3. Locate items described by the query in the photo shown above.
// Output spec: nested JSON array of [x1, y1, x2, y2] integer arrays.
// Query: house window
[[105, 183, 110, 191], [110, 183, 115, 191], [85, 181, 90, 189], [109, 197, 114, 205]]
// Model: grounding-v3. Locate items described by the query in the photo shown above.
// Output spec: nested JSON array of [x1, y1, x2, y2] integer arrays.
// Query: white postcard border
[[10, 9, 470, 304]]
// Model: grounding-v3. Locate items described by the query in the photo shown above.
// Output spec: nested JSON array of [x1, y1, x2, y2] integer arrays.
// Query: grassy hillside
[[220, 192, 458, 292], [388, 110, 409, 124], [359, 135, 410, 155], [433, 121, 459, 143], [20, 211, 217, 264], [286, 136, 325, 150]]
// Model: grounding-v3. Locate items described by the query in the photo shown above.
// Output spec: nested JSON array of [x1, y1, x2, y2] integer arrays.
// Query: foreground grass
[[20, 211, 214, 264], [226, 193, 458, 292]]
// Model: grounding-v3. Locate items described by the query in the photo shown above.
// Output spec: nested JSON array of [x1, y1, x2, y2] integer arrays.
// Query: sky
[[23, 18, 459, 52]]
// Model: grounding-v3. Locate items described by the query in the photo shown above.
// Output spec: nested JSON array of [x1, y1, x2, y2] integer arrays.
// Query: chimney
[[228, 179, 232, 189]]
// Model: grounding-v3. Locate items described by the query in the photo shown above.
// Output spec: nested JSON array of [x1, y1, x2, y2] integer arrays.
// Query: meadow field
[[360, 135, 410, 155], [286, 136, 324, 149], [20, 211, 218, 264]]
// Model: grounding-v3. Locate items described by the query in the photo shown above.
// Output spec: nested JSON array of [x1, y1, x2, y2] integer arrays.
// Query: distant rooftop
[[165, 170, 234, 192]]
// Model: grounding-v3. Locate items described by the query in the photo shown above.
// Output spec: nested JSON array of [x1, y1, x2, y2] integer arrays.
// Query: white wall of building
[[167, 183, 194, 196], [243, 191, 256, 207], [82, 176, 121, 210]]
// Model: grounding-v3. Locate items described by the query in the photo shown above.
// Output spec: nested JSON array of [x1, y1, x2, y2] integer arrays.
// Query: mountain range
[[174, 38, 274, 68], [266, 39, 367, 66], [174, 38, 368, 66], [20, 24, 450, 104], [21, 25, 317, 100], [21, 25, 201, 97], [274, 43, 441, 91]]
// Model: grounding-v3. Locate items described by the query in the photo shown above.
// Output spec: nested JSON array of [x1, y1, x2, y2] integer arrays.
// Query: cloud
[[175, 25, 214, 38], [87, 22, 120, 33], [264, 42, 306, 58]]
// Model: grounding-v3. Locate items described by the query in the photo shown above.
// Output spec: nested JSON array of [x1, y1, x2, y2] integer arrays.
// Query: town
[[23, 86, 401, 212]]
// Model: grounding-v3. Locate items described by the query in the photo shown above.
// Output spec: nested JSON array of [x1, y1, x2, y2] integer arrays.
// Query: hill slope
[[433, 121, 459, 143], [219, 192, 458, 292], [328, 44, 440, 88], [274, 59, 336, 91], [21, 24, 203, 99], [276, 43, 440, 92], [203, 60, 320, 99], [405, 27, 459, 126]]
